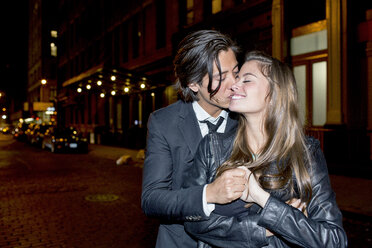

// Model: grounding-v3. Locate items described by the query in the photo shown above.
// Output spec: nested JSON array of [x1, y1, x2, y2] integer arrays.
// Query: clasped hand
[[206, 166, 307, 213], [206, 166, 270, 206]]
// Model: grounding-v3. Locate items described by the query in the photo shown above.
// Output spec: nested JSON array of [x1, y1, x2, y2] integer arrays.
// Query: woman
[[183, 51, 347, 247]]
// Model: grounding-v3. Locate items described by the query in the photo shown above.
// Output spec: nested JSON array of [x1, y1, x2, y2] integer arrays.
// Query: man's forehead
[[212, 63, 239, 76]]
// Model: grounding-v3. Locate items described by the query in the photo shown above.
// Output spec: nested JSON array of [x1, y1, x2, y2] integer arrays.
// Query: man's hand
[[206, 168, 246, 204]]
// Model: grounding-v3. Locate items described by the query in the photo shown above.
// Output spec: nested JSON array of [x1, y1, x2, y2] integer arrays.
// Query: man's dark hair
[[173, 30, 239, 102]]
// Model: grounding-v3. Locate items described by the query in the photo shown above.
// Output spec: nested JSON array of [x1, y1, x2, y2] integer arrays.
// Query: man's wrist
[[203, 185, 215, 216], [205, 183, 214, 203]]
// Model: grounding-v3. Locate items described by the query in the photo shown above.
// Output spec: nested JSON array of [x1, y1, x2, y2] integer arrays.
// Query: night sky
[[0, 1, 28, 106]]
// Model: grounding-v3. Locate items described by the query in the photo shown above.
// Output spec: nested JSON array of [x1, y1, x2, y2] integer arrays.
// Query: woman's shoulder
[[304, 136, 329, 178], [305, 136, 321, 153]]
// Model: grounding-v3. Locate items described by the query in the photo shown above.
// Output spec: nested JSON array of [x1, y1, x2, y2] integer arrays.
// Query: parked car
[[25, 123, 37, 143], [30, 123, 52, 147], [13, 123, 30, 141], [42, 126, 88, 153], [1, 126, 11, 134]]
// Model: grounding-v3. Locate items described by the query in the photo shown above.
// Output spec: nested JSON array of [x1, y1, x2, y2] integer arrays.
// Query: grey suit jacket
[[141, 100, 237, 248]]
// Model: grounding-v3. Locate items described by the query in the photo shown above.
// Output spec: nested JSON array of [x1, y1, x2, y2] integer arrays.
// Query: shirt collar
[[192, 101, 228, 123]]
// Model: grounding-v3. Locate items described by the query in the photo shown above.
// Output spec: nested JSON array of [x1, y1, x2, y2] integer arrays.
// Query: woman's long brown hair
[[217, 51, 312, 205]]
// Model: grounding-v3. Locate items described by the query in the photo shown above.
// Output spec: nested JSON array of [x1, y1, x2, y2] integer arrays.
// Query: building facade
[[27, 0, 58, 124], [28, 0, 371, 163]]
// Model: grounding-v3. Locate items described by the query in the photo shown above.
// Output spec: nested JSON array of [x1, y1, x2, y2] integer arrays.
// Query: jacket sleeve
[[257, 141, 348, 248], [183, 136, 269, 248], [141, 113, 207, 221]]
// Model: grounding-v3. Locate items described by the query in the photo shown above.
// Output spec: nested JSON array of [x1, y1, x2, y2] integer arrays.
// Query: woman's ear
[[188, 82, 200, 93]]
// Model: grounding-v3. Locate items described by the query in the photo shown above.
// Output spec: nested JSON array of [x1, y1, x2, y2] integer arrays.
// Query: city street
[[0, 133, 371, 247], [0, 134, 159, 248]]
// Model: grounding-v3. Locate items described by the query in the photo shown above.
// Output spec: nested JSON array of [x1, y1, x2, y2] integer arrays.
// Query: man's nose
[[226, 74, 236, 89], [231, 83, 239, 91]]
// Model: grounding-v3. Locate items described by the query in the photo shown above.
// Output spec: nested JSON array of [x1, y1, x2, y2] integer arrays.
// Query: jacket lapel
[[178, 102, 202, 156]]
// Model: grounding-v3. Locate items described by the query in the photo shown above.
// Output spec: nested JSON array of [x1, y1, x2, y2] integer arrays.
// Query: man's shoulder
[[152, 100, 190, 118]]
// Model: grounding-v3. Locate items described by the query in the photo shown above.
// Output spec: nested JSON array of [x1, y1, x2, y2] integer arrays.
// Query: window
[[291, 20, 328, 127], [293, 54, 328, 127], [290, 29, 327, 56], [121, 22, 129, 62], [156, 0, 166, 49], [50, 43, 57, 57], [132, 15, 140, 58], [51, 30, 58, 38], [186, 0, 194, 25], [312, 61, 327, 126], [179, 0, 194, 27], [113, 28, 120, 65], [212, 0, 222, 14]]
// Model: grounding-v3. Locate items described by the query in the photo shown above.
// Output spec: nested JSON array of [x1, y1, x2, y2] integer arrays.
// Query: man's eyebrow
[[213, 64, 240, 77]]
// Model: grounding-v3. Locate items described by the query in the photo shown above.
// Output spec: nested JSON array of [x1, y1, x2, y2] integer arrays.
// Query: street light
[[41, 79, 47, 85]]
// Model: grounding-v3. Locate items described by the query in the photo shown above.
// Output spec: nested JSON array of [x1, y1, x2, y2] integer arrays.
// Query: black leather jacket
[[182, 130, 347, 247]]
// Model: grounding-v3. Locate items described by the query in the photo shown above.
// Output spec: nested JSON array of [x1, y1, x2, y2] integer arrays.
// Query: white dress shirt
[[192, 101, 228, 216]]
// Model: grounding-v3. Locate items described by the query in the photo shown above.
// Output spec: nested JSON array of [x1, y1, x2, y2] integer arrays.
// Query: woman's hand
[[238, 166, 270, 208], [287, 198, 308, 217]]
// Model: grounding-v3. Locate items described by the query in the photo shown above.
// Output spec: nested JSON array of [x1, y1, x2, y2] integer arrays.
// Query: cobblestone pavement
[[0, 134, 159, 248]]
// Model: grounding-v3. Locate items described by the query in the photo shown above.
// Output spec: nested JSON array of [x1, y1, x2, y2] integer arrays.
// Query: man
[[141, 30, 247, 247]]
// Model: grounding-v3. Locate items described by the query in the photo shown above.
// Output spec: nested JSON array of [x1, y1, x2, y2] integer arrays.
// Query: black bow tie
[[201, 117, 225, 134]]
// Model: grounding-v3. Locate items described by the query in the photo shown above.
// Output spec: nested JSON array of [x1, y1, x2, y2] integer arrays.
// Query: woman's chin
[[228, 103, 240, 112]]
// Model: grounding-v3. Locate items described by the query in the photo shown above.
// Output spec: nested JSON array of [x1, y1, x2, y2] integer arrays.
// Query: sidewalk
[[88, 143, 144, 166], [329, 175, 372, 217], [88, 144, 372, 217]]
